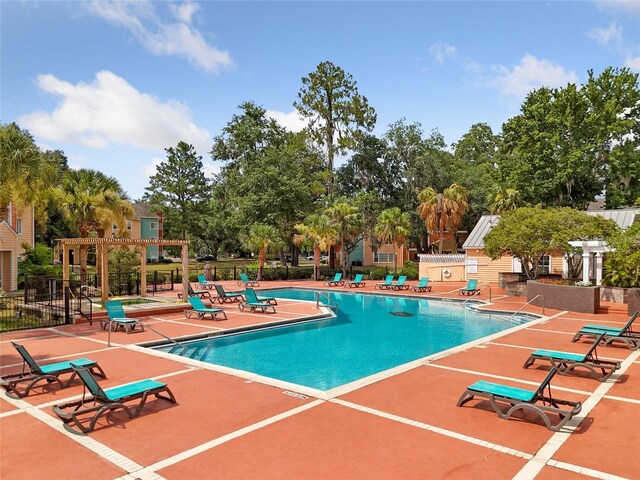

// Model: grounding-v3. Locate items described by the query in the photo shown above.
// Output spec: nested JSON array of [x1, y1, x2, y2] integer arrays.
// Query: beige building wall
[[418, 261, 466, 282], [465, 249, 565, 283], [0, 205, 34, 291]]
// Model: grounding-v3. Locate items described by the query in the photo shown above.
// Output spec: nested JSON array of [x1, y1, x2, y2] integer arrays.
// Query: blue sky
[[2, 1, 640, 199]]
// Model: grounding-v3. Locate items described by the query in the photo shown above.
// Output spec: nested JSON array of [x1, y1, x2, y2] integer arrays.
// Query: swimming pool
[[158, 289, 531, 391]]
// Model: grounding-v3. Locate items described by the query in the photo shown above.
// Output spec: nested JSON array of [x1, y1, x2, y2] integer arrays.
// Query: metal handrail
[[510, 294, 545, 320], [462, 285, 492, 305], [107, 319, 181, 347], [315, 292, 338, 309]]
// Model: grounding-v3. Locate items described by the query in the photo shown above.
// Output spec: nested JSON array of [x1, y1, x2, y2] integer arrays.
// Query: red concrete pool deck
[[1, 280, 639, 480]]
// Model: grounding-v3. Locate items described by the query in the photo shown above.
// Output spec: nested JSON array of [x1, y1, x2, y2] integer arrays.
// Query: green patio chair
[[459, 279, 479, 296], [347, 273, 366, 288], [524, 333, 620, 381], [53, 363, 176, 433], [238, 272, 260, 287], [412, 277, 432, 292], [324, 272, 344, 287], [238, 288, 276, 313], [0, 342, 106, 398], [375, 275, 394, 290], [197, 274, 215, 289], [390, 275, 409, 291], [571, 311, 639, 350], [213, 284, 245, 304], [457, 366, 581, 431], [185, 296, 228, 321], [104, 301, 145, 333]]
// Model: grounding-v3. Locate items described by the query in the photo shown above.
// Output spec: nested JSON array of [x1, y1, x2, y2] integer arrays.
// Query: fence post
[[233, 265, 237, 281], [153, 271, 158, 293], [170, 270, 174, 290], [286, 265, 289, 280], [64, 286, 71, 324], [385, 266, 388, 276], [214, 265, 217, 281]]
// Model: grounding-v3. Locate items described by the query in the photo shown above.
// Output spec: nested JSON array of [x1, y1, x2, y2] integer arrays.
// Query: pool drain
[[390, 311, 414, 317]]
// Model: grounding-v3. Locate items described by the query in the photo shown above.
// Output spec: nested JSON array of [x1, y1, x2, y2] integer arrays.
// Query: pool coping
[[133, 288, 552, 400]]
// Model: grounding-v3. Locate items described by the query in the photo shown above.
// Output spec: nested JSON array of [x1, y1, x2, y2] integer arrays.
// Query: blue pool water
[[158, 289, 530, 390]]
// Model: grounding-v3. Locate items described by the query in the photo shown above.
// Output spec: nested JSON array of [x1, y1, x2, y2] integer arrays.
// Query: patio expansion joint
[[330, 398, 534, 461], [512, 349, 640, 480], [128, 399, 324, 478], [0, 346, 119, 371], [0, 392, 145, 475], [425, 363, 593, 396], [546, 459, 630, 480]]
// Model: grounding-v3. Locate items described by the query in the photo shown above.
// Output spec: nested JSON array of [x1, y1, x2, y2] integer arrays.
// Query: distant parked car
[[306, 255, 314, 261], [197, 254, 215, 262]]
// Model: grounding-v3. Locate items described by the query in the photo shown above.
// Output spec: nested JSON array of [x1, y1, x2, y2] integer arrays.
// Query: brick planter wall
[[629, 288, 640, 316], [527, 280, 601, 314], [498, 272, 528, 289]]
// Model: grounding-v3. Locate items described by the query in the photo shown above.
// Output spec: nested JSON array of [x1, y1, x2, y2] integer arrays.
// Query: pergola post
[[100, 245, 109, 307], [181, 243, 189, 301], [62, 244, 69, 284], [140, 246, 147, 297]]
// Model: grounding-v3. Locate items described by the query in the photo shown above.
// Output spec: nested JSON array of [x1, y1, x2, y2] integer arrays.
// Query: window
[[127, 221, 132, 230], [150, 222, 157, 229], [112, 224, 118, 230], [16, 218, 22, 234], [374, 252, 395, 263], [537, 255, 551, 274]]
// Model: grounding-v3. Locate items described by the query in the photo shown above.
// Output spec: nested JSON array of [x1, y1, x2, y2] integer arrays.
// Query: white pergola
[[568, 240, 612, 285], [57, 238, 191, 305]]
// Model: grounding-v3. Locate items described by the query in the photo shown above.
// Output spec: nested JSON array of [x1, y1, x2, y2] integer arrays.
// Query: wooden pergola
[[57, 238, 191, 306]]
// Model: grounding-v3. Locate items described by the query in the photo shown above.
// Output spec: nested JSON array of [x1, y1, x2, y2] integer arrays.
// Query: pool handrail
[[462, 284, 492, 304], [510, 294, 545, 320]]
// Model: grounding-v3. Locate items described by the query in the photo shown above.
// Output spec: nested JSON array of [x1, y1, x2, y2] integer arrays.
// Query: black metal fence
[[68, 270, 175, 296], [182, 265, 390, 282], [0, 282, 69, 332]]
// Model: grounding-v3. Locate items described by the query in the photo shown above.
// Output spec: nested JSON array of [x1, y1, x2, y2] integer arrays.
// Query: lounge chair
[[177, 282, 212, 300], [459, 279, 479, 296], [213, 284, 245, 304], [391, 275, 409, 291], [523, 334, 621, 381], [375, 275, 394, 290], [103, 301, 145, 333], [0, 342, 106, 398], [571, 312, 639, 350], [457, 366, 581, 431], [324, 273, 344, 286], [238, 288, 277, 313], [52, 363, 176, 433], [197, 274, 215, 289], [185, 297, 228, 321], [347, 273, 366, 288], [238, 272, 260, 287], [412, 277, 432, 292]]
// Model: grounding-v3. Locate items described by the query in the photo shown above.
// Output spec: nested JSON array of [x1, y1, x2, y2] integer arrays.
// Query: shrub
[[399, 260, 419, 280], [368, 268, 388, 280]]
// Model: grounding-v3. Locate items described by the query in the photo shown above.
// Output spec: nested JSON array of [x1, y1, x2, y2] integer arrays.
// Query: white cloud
[[428, 41, 457, 64], [265, 110, 308, 132], [202, 163, 220, 179], [143, 157, 164, 176], [86, 1, 234, 73], [490, 54, 579, 100], [20, 71, 211, 153], [588, 23, 622, 45], [625, 55, 640, 72]]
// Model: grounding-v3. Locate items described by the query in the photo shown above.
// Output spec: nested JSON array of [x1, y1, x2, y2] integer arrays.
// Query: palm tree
[[417, 183, 468, 253], [294, 214, 336, 280], [326, 201, 361, 278], [59, 169, 134, 279], [375, 207, 411, 273], [241, 224, 281, 281], [0, 123, 56, 209], [488, 187, 521, 214]]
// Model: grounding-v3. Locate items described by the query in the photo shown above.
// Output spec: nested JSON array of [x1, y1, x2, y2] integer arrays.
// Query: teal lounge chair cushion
[[39, 358, 96, 374], [104, 379, 167, 401], [581, 325, 624, 334], [531, 350, 586, 362], [467, 380, 535, 402]]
